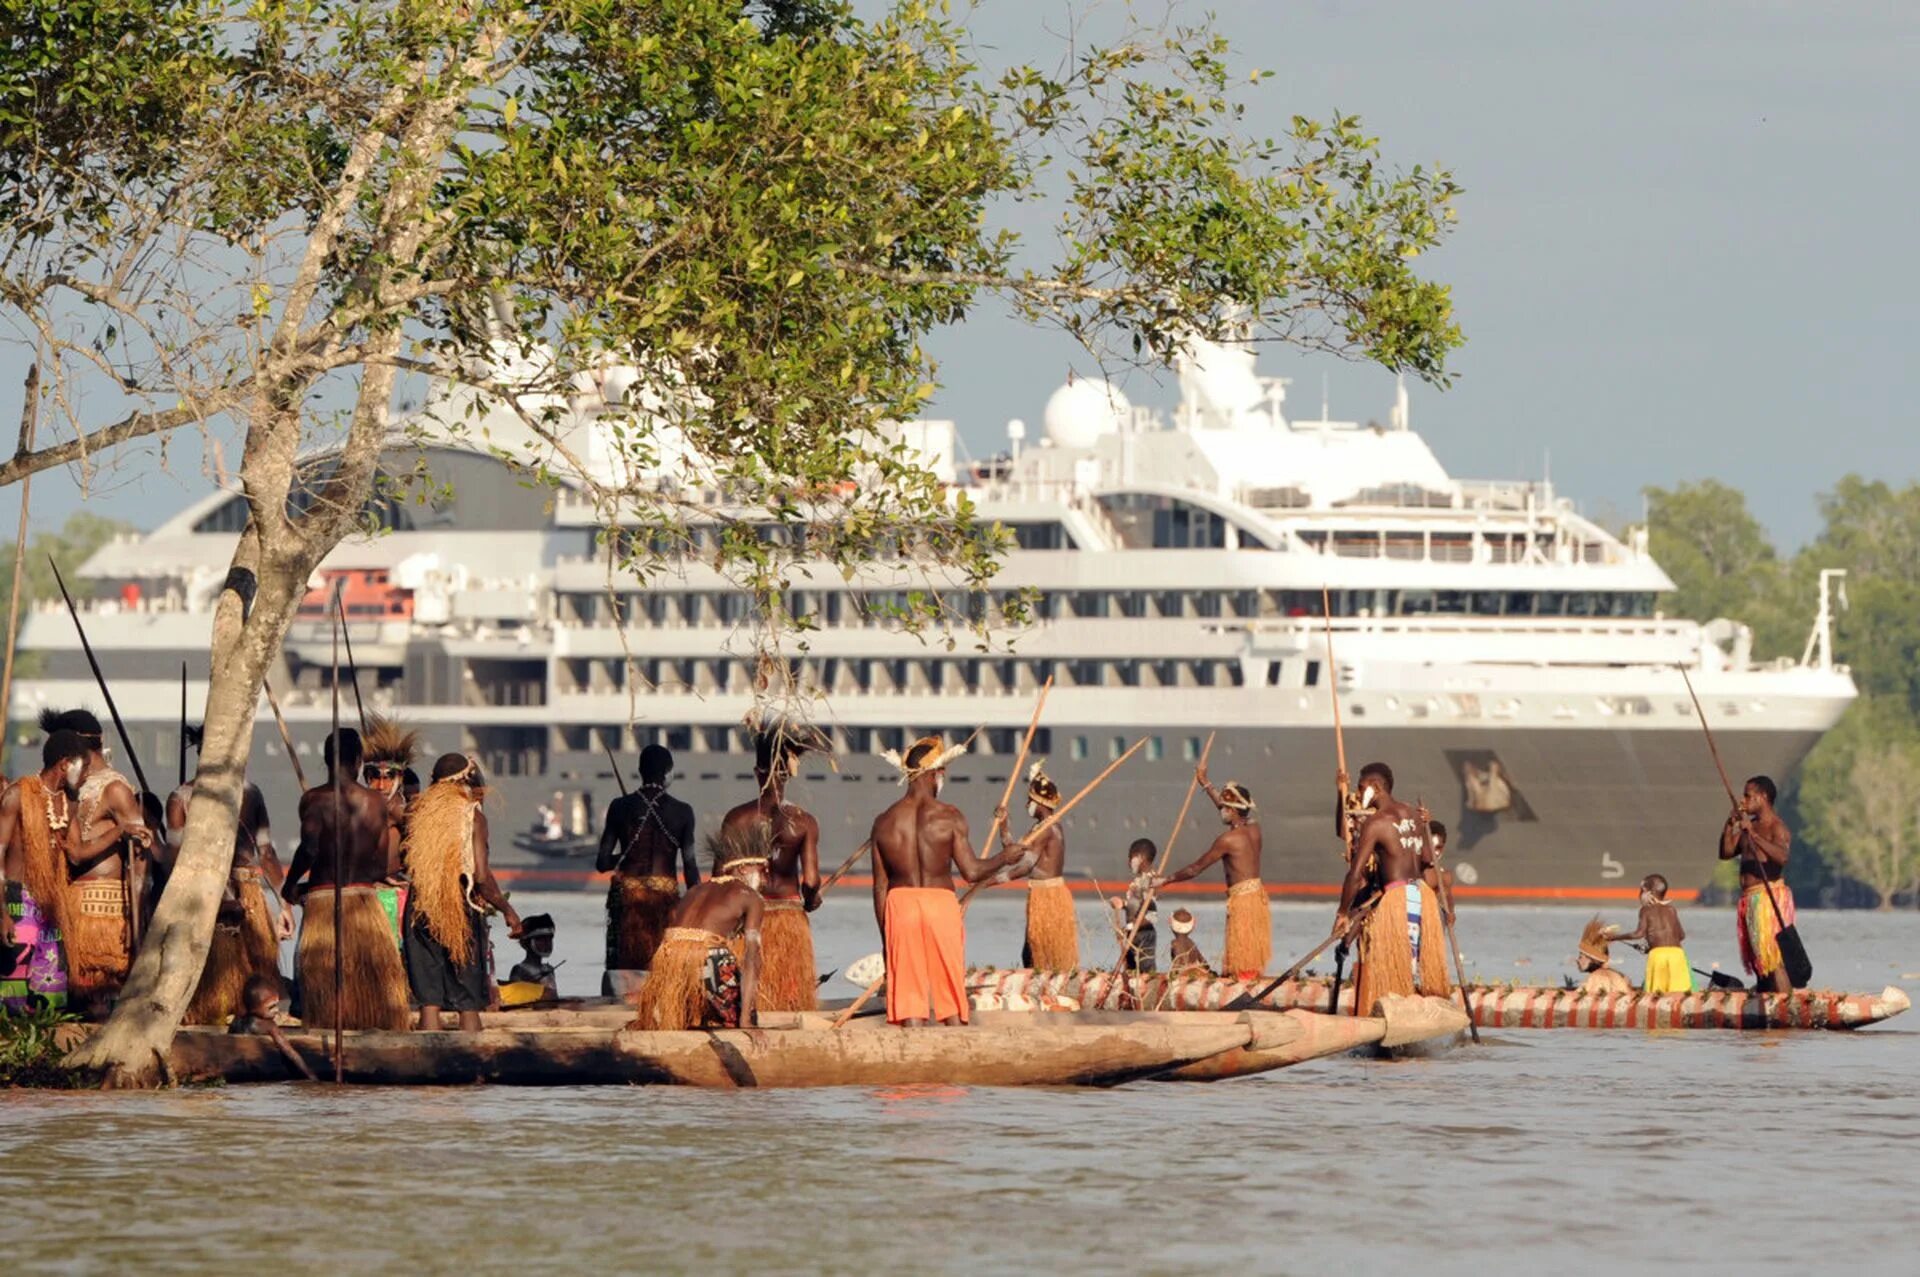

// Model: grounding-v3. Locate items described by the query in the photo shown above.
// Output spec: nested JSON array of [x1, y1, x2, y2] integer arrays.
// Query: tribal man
[[362, 715, 423, 952], [1160, 766, 1268, 979], [403, 754, 523, 1031], [720, 727, 825, 1011], [284, 729, 410, 1030], [0, 731, 90, 1013], [870, 735, 1028, 1026], [598, 744, 698, 990], [48, 708, 155, 1017], [1718, 774, 1796, 993], [627, 830, 766, 1032], [998, 761, 1078, 971], [169, 723, 293, 1024], [1334, 761, 1450, 1016]]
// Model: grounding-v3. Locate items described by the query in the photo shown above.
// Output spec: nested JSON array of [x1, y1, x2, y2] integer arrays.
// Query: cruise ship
[[7, 335, 1856, 899]]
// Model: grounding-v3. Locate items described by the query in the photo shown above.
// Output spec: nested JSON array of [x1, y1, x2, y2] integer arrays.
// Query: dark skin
[[0, 752, 88, 947], [1334, 774, 1432, 937], [70, 747, 154, 877], [416, 794, 522, 1033], [720, 760, 821, 909], [869, 769, 1023, 1026], [166, 780, 292, 938], [1718, 781, 1792, 993], [667, 864, 766, 1032], [597, 782, 699, 886], [231, 987, 319, 1080], [998, 801, 1066, 881], [1610, 892, 1686, 951], [1161, 765, 1262, 888], [1421, 831, 1456, 927], [284, 749, 395, 901]]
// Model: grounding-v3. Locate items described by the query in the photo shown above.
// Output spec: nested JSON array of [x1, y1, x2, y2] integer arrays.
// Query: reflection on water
[[3, 901, 1916, 1275]]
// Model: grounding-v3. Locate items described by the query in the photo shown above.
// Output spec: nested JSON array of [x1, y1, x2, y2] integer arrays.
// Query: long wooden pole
[[333, 588, 369, 734], [329, 583, 345, 1084], [1230, 893, 1382, 1011], [980, 677, 1052, 860], [48, 559, 153, 802], [959, 736, 1147, 907], [261, 677, 309, 792], [1109, 733, 1213, 979], [604, 742, 629, 796], [1420, 798, 1479, 1043], [816, 840, 870, 895], [1677, 666, 1742, 809], [1323, 583, 1352, 853], [178, 662, 189, 787], [0, 364, 40, 771]]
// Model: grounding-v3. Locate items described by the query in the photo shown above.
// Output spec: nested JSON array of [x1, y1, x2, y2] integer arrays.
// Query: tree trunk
[[65, 528, 312, 1085]]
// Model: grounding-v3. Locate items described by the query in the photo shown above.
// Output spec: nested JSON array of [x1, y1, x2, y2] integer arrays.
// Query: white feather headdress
[[880, 733, 970, 783]]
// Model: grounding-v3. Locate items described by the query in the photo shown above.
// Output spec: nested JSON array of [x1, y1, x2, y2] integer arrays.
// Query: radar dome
[[1043, 378, 1130, 449]]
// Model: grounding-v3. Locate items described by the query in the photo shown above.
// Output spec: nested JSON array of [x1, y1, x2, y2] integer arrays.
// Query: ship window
[[1109, 736, 1127, 761], [1434, 591, 1468, 615], [1116, 592, 1146, 618], [1193, 593, 1222, 618], [1266, 662, 1283, 686], [1071, 736, 1088, 761], [1147, 736, 1164, 761], [1566, 593, 1594, 617], [1033, 729, 1052, 754], [1472, 592, 1503, 616], [1070, 591, 1108, 619], [1399, 591, 1434, 616], [1305, 660, 1321, 686], [1182, 736, 1201, 762], [1535, 592, 1566, 616], [1505, 592, 1534, 616]]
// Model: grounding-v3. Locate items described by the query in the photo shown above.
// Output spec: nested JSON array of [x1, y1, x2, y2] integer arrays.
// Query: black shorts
[[403, 905, 491, 1012]]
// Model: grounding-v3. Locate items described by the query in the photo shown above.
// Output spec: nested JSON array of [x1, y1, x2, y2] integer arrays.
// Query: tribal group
[[0, 712, 1804, 1034]]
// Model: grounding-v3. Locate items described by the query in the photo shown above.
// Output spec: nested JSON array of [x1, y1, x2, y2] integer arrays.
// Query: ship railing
[[1223, 614, 1698, 641]]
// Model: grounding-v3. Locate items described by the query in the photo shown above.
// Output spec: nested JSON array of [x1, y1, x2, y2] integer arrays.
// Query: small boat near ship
[[965, 968, 1912, 1032]]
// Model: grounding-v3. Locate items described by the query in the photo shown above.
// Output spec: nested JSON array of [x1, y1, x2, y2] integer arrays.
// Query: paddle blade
[[1778, 925, 1813, 989], [845, 952, 885, 986]]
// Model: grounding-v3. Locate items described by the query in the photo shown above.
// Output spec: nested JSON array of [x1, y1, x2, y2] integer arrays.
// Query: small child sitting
[[1167, 909, 1213, 977], [501, 913, 559, 1006], [228, 975, 318, 1080], [1575, 917, 1633, 995]]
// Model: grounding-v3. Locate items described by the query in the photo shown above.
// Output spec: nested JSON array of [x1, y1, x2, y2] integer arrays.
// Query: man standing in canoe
[[598, 744, 698, 990], [1334, 762, 1449, 1015], [870, 734, 1028, 1026], [1159, 767, 1267, 980], [628, 830, 766, 1032], [284, 729, 410, 1030], [403, 754, 523, 1032], [52, 708, 156, 1017], [997, 761, 1078, 971], [1718, 774, 1794, 993], [0, 731, 90, 1013], [720, 726, 825, 1011]]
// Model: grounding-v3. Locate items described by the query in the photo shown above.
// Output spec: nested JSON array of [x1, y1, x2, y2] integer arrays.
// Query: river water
[[3, 895, 1916, 1275]]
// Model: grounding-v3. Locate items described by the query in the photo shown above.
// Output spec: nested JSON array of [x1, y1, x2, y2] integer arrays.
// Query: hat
[[1218, 782, 1255, 814], [1025, 760, 1061, 810], [880, 733, 969, 783], [518, 913, 556, 939], [1169, 909, 1196, 935]]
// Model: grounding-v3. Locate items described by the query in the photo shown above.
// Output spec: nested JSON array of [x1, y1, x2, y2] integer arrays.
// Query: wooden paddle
[[1420, 798, 1480, 1043], [1322, 583, 1352, 848], [815, 840, 871, 896], [1107, 734, 1213, 988], [1225, 893, 1381, 1012], [1678, 665, 1812, 989]]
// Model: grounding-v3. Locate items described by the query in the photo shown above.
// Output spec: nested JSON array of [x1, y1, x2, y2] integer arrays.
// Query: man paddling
[[1717, 774, 1794, 993], [599, 744, 698, 989], [1334, 762, 1449, 1015], [1158, 768, 1267, 979], [997, 761, 1079, 971], [284, 729, 410, 1030], [720, 726, 825, 1011], [870, 735, 1027, 1026]]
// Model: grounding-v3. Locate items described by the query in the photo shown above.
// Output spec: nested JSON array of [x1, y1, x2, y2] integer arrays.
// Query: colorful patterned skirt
[[2, 882, 67, 1013]]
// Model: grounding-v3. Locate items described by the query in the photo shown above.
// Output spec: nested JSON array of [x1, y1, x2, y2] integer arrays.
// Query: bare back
[[872, 792, 981, 889], [722, 798, 819, 899], [599, 787, 696, 882], [671, 878, 764, 937], [1356, 800, 1426, 886], [296, 782, 392, 888], [1167, 821, 1261, 887], [1643, 901, 1685, 949]]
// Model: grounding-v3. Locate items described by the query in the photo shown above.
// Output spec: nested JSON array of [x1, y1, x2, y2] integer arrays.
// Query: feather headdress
[[1026, 759, 1061, 810], [363, 714, 421, 768], [707, 821, 774, 876], [1218, 782, 1256, 814], [1578, 916, 1614, 967], [879, 733, 969, 783]]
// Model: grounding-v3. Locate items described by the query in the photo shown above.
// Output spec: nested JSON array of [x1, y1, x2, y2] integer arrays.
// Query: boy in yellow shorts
[[1608, 874, 1692, 993]]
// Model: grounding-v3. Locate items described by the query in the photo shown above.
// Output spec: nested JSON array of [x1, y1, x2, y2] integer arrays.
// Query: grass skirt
[[295, 886, 411, 1031], [607, 875, 679, 970], [186, 876, 284, 1025], [1223, 879, 1272, 979], [628, 930, 724, 1031], [1023, 878, 1080, 971], [66, 878, 131, 1001], [1353, 880, 1451, 1017], [759, 899, 817, 1011]]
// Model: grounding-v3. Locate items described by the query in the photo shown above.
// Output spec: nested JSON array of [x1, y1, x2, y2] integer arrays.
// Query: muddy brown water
[[3, 896, 1915, 1274]]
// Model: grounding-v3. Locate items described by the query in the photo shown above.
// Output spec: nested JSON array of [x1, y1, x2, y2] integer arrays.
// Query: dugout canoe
[[965, 968, 1912, 1031], [165, 1014, 1274, 1089]]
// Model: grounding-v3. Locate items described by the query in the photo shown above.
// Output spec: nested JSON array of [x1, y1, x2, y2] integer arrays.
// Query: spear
[[1421, 797, 1480, 1044], [604, 742, 629, 796], [1323, 583, 1352, 855], [959, 736, 1147, 907], [48, 558, 153, 800], [178, 662, 189, 787], [260, 677, 310, 792], [332, 584, 369, 733], [329, 590, 345, 1084], [0, 364, 39, 773], [980, 677, 1052, 866], [1108, 733, 1213, 986]]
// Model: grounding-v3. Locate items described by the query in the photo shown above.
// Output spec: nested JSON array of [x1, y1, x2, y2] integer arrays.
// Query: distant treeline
[[1649, 477, 1920, 908]]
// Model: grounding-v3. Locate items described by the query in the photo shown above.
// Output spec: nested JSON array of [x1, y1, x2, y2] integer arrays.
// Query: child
[[1109, 839, 1159, 973], [502, 913, 560, 1006], [1167, 909, 1213, 977], [1608, 874, 1692, 994], [1574, 917, 1633, 994], [229, 974, 318, 1080]]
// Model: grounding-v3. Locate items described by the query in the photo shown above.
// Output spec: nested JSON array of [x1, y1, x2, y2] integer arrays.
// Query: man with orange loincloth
[[598, 744, 698, 993], [167, 723, 294, 1024], [46, 709, 155, 1018], [996, 761, 1079, 971], [1159, 766, 1268, 980], [628, 831, 766, 1032], [1718, 774, 1798, 993], [1334, 762, 1450, 1016], [720, 726, 826, 1011], [870, 735, 1029, 1026], [0, 731, 91, 1013], [283, 729, 411, 1030]]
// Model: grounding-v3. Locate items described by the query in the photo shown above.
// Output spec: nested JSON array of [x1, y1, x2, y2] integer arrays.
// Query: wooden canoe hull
[[167, 1018, 1260, 1089], [965, 968, 1912, 1031]]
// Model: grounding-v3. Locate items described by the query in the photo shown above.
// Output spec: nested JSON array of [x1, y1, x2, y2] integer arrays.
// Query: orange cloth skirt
[[884, 887, 968, 1025]]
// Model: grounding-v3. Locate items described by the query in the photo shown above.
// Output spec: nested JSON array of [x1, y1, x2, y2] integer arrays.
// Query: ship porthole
[[1455, 862, 1479, 886]]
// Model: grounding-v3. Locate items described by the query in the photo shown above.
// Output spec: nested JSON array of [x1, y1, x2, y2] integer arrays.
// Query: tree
[[3, 1, 1459, 1083], [1796, 698, 1920, 909], [1643, 479, 1795, 657]]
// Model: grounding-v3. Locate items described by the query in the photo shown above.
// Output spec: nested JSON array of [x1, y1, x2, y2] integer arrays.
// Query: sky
[[2, 0, 1915, 549]]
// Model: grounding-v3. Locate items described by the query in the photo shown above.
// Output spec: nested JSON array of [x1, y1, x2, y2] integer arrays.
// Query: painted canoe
[[167, 1015, 1270, 1089], [965, 968, 1913, 1031]]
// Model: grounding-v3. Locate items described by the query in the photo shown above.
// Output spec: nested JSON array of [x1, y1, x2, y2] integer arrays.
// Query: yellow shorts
[[1643, 946, 1693, 994]]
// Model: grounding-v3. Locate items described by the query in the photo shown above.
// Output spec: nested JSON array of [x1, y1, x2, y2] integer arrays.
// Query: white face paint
[[62, 758, 84, 790], [1360, 784, 1378, 809]]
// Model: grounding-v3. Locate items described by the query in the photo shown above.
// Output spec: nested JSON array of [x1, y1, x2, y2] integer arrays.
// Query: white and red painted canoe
[[964, 968, 1912, 1031]]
